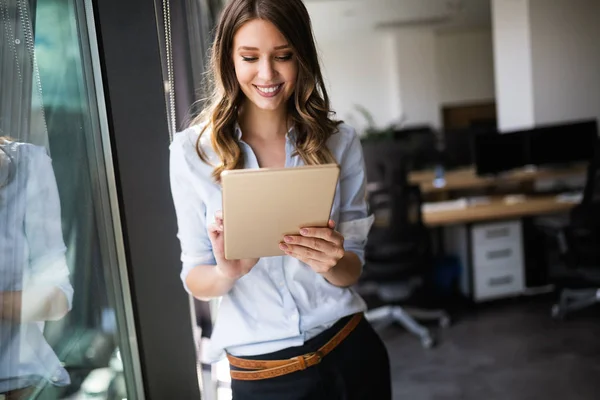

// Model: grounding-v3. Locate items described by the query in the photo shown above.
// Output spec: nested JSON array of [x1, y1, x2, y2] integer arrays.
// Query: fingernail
[[284, 236, 292, 243], [300, 228, 308, 235], [280, 244, 288, 250]]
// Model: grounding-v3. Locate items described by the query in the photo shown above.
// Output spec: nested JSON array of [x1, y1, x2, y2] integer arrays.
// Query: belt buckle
[[305, 350, 323, 364]]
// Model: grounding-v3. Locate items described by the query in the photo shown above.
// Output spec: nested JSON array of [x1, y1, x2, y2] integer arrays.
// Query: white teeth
[[256, 84, 281, 94]]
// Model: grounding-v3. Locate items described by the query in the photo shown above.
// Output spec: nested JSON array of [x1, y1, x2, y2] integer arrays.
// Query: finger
[[208, 223, 223, 240], [283, 236, 344, 260], [283, 235, 336, 255], [280, 242, 337, 263], [281, 244, 318, 264], [297, 227, 343, 246], [281, 247, 330, 272], [215, 210, 223, 225], [208, 222, 223, 233], [290, 242, 343, 263], [280, 243, 319, 261]]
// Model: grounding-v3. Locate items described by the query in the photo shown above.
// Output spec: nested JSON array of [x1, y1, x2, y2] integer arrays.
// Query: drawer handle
[[489, 275, 514, 286], [485, 227, 510, 239], [486, 249, 512, 260]]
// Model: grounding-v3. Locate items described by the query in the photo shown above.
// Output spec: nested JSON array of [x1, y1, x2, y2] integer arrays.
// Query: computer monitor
[[473, 130, 528, 176], [442, 128, 473, 169], [443, 126, 497, 169], [528, 120, 598, 167]]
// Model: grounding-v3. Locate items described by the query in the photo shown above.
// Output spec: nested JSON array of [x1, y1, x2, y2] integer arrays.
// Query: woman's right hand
[[208, 211, 259, 280]]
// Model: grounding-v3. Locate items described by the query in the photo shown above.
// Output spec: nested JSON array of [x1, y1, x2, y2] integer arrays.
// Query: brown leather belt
[[0, 386, 35, 400], [227, 313, 363, 381]]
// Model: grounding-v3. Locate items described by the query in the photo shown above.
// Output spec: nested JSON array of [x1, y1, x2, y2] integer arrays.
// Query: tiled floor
[[379, 296, 600, 400]]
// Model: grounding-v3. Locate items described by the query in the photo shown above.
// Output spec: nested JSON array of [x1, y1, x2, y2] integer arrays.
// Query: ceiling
[[304, 0, 492, 40]]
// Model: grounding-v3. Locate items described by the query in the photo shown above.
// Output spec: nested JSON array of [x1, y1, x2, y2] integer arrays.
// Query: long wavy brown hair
[[191, 0, 340, 181]]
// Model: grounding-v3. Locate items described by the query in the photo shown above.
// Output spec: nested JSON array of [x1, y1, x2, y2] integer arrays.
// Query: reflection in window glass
[[1, 1, 139, 399]]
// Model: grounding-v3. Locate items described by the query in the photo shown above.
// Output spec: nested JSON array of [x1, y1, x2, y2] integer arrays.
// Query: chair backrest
[[567, 140, 600, 267], [361, 140, 409, 186], [582, 138, 600, 206], [367, 165, 425, 245]]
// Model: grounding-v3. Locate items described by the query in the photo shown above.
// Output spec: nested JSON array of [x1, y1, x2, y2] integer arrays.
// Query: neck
[[239, 101, 290, 141]]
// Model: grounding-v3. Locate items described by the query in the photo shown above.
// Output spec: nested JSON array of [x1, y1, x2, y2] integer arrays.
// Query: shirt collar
[[234, 122, 297, 142]]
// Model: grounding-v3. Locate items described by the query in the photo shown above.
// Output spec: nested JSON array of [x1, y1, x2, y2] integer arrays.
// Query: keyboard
[[422, 198, 468, 213], [555, 191, 583, 203]]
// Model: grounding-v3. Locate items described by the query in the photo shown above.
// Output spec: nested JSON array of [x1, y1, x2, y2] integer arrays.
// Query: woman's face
[[232, 19, 298, 113]]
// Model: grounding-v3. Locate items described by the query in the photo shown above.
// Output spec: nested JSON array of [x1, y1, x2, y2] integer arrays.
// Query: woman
[[0, 136, 74, 399], [169, 0, 391, 398]]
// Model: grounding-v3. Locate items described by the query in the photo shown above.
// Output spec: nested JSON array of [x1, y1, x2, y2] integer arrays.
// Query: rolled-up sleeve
[[169, 133, 216, 293], [25, 146, 74, 312], [336, 128, 374, 265]]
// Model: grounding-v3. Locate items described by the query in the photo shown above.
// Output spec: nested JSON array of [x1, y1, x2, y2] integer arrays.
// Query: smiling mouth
[[254, 84, 283, 97]]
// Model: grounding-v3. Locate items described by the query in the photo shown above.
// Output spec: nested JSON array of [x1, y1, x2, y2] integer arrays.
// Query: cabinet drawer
[[473, 243, 523, 271], [474, 267, 524, 301], [471, 220, 521, 248]]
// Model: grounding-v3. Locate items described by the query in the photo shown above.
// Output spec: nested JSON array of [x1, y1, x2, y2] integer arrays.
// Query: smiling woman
[[190, 0, 339, 181], [169, 0, 391, 399], [232, 20, 298, 111]]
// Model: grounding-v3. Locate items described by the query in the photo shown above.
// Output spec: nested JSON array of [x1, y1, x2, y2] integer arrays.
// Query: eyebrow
[[237, 45, 291, 51]]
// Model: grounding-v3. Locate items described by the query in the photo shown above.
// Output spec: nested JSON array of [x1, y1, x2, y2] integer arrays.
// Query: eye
[[275, 54, 293, 61], [241, 56, 258, 62]]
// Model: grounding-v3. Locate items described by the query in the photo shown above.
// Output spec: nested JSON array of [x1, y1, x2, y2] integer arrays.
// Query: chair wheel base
[[421, 335, 435, 349], [439, 316, 451, 328], [551, 304, 565, 319]]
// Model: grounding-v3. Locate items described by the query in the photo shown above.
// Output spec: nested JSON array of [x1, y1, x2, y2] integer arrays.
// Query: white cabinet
[[445, 220, 525, 302]]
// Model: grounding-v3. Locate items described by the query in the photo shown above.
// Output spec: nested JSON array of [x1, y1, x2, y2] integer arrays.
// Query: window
[[1, 0, 141, 398]]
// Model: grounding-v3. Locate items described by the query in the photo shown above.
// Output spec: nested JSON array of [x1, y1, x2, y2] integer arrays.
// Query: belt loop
[[296, 355, 307, 370]]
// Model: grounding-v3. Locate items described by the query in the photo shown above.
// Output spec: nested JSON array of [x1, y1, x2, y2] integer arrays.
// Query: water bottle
[[433, 164, 446, 188]]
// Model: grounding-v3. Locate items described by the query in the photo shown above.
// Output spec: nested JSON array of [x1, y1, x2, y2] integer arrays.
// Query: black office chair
[[549, 139, 600, 318], [357, 160, 450, 348]]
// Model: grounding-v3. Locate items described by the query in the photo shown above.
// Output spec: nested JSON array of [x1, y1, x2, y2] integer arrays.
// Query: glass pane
[[1, 1, 141, 399]]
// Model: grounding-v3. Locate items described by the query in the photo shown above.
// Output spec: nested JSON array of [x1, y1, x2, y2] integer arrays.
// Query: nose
[[257, 58, 276, 81]]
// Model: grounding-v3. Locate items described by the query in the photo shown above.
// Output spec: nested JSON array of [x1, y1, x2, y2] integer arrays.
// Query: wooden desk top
[[409, 164, 587, 194], [423, 195, 577, 227]]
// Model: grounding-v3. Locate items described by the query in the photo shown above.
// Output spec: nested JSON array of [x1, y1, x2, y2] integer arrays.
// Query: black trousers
[[230, 314, 391, 400]]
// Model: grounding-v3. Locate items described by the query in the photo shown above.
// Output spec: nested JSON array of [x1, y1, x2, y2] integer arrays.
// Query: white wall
[[436, 29, 496, 105], [491, 0, 535, 131], [315, 26, 496, 133], [529, 0, 600, 125], [317, 32, 400, 133], [393, 29, 441, 128]]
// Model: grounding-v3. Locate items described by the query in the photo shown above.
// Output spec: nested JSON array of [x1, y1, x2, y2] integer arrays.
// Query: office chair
[[357, 159, 450, 348], [549, 139, 600, 318]]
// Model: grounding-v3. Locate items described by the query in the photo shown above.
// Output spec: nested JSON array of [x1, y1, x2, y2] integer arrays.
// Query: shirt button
[[278, 281, 285, 287]]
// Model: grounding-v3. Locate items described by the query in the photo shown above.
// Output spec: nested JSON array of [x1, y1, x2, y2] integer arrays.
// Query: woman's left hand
[[279, 220, 345, 274]]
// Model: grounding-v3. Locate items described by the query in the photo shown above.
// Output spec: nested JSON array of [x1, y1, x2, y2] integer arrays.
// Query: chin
[[249, 96, 288, 112], [255, 101, 285, 112]]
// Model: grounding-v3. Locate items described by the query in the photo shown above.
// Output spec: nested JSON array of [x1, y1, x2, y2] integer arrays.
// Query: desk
[[410, 164, 587, 194], [424, 195, 578, 302], [423, 195, 577, 227]]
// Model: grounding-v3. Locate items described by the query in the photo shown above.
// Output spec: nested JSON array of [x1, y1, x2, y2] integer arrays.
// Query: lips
[[253, 83, 283, 98]]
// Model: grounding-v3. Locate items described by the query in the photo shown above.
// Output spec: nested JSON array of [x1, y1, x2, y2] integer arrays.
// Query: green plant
[[353, 104, 404, 142]]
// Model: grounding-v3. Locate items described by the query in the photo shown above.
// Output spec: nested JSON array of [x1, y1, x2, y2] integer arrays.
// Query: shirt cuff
[[180, 253, 217, 294], [339, 215, 374, 265], [338, 215, 374, 242]]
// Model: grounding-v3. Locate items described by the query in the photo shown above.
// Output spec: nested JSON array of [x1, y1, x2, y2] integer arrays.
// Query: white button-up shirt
[[169, 123, 373, 362], [0, 141, 73, 392]]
